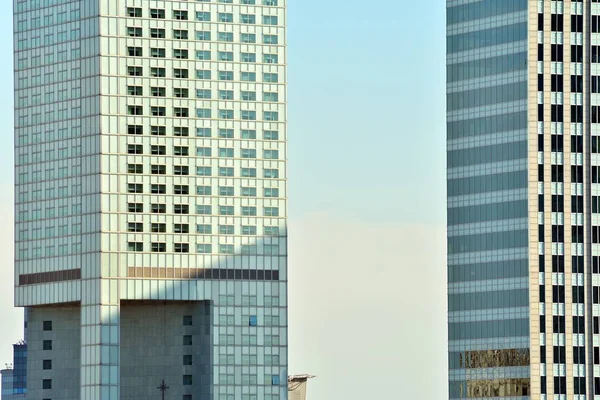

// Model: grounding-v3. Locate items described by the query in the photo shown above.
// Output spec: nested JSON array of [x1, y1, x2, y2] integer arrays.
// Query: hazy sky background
[[0, 0, 448, 399]]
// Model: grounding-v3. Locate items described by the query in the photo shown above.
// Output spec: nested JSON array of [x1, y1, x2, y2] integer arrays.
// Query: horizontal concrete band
[[18, 268, 281, 286], [128, 267, 281, 281], [19, 268, 81, 285]]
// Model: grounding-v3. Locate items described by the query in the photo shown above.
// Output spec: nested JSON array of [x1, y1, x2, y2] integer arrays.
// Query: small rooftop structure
[[288, 375, 315, 400]]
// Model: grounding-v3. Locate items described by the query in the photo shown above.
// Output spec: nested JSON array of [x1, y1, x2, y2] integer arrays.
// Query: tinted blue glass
[[448, 141, 527, 167], [447, 23, 527, 53], [448, 112, 527, 139], [448, 200, 528, 224], [446, 3, 530, 396], [447, 52, 527, 82], [447, 170, 527, 196], [448, 259, 528, 283], [447, 82, 527, 112], [13, 344, 26, 393], [448, 289, 529, 311], [448, 318, 529, 340], [447, 0, 528, 25], [448, 230, 528, 254]]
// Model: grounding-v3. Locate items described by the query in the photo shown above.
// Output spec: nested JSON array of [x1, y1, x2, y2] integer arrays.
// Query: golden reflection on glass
[[460, 378, 531, 398], [459, 349, 529, 368]]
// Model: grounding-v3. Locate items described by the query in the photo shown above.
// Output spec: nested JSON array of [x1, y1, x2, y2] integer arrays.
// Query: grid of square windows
[[118, 2, 286, 256]]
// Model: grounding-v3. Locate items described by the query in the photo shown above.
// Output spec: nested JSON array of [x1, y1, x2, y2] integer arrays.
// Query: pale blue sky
[[289, 0, 447, 225], [0, 1, 448, 399]]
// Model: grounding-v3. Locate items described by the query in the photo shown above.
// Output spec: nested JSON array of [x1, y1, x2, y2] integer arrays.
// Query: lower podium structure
[[26, 302, 213, 400], [23, 288, 287, 400], [120, 302, 212, 399]]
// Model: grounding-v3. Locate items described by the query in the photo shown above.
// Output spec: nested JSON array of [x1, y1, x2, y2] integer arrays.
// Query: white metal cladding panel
[[15, 280, 82, 306]]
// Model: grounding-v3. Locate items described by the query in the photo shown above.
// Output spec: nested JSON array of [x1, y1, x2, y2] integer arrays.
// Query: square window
[[241, 14, 256, 24], [43, 340, 52, 350], [197, 244, 212, 253], [150, 9, 165, 19], [174, 146, 189, 156], [174, 243, 189, 253], [219, 225, 235, 235], [151, 242, 166, 252], [128, 242, 143, 252], [174, 223, 189, 233], [183, 315, 192, 326], [174, 127, 189, 136], [151, 67, 166, 77], [43, 359, 52, 370], [174, 68, 189, 78], [196, 31, 212, 41], [151, 223, 166, 233], [150, 28, 165, 38], [183, 355, 193, 365], [43, 379, 52, 389], [127, 125, 143, 135], [242, 130, 257, 139], [127, 25, 142, 39], [127, 66, 143, 76], [151, 204, 167, 214], [242, 168, 257, 177], [127, 7, 142, 17], [196, 12, 210, 21], [196, 50, 211, 60], [43, 321, 52, 331], [249, 315, 257, 326], [174, 10, 188, 20], [183, 335, 193, 346], [272, 375, 280, 385], [220, 244, 234, 254]]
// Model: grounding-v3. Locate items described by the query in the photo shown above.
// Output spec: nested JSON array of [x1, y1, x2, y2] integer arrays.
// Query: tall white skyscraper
[[13, 0, 287, 399]]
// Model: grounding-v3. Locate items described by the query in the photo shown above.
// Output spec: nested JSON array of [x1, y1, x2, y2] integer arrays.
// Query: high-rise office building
[[13, 0, 287, 399], [1, 342, 27, 400], [445, 0, 600, 398], [1, 369, 25, 400], [11, 343, 27, 399]]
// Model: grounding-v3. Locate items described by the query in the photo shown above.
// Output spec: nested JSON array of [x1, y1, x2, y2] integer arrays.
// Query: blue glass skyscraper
[[447, 0, 541, 397], [1, 342, 27, 400]]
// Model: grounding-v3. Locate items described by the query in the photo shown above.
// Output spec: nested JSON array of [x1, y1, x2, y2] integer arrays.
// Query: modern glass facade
[[12, 344, 27, 397], [447, 0, 600, 398], [13, 0, 287, 398], [447, 0, 530, 398], [2, 369, 16, 399], [1, 343, 27, 400]]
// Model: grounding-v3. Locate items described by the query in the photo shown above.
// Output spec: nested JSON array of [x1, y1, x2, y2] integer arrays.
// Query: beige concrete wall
[[529, 1, 584, 397], [528, 1, 544, 396], [288, 380, 307, 400]]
